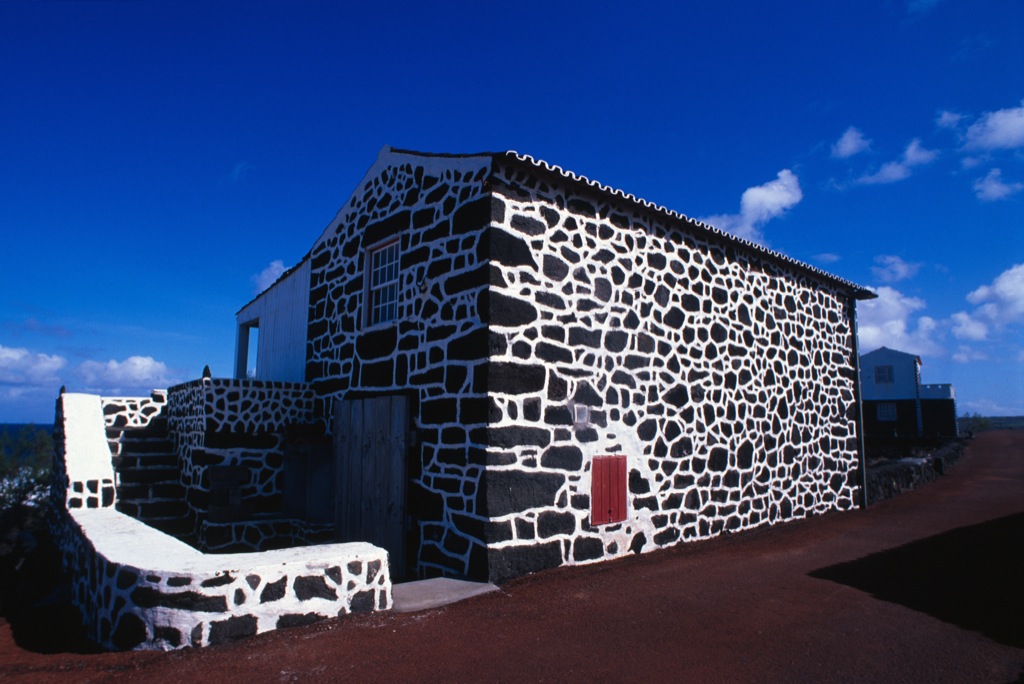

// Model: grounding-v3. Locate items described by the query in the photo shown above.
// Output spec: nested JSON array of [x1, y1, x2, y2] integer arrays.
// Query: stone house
[[235, 146, 875, 583], [860, 346, 958, 440]]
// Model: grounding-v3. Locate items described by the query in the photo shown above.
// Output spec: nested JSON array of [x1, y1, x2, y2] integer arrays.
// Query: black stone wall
[[103, 395, 189, 534], [300, 151, 864, 583], [165, 378, 319, 549], [305, 155, 496, 578], [479, 160, 862, 582]]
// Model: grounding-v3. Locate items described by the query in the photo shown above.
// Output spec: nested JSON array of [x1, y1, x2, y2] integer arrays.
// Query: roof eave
[[499, 151, 875, 299]]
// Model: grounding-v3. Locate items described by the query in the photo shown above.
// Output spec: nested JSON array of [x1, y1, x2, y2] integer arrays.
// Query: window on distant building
[[875, 365, 894, 384], [366, 240, 400, 326], [877, 403, 897, 422]]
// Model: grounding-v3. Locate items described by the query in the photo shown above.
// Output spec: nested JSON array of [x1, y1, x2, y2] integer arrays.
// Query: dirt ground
[[1, 431, 1022, 683]]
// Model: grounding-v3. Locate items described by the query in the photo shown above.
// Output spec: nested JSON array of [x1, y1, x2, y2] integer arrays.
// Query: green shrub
[[0, 426, 53, 513]]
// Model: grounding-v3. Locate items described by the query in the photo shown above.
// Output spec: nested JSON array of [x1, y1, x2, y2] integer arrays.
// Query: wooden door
[[333, 395, 408, 578]]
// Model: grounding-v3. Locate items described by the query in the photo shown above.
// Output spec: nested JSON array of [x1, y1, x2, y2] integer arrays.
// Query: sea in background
[[1, 424, 52, 434]]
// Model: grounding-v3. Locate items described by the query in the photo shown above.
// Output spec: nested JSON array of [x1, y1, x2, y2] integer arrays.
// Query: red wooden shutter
[[591, 455, 627, 525]]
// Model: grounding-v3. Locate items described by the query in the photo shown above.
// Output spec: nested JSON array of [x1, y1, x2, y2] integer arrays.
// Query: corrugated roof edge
[[501, 150, 876, 301], [234, 146, 874, 309]]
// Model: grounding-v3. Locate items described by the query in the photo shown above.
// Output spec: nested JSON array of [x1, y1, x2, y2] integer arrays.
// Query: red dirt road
[[2, 431, 1022, 683]]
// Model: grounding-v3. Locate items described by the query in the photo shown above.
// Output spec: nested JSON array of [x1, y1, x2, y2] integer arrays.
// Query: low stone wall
[[52, 391, 392, 650], [100, 382, 332, 551], [865, 440, 966, 504], [101, 393, 191, 532], [57, 507, 390, 650], [166, 378, 319, 537], [52, 393, 117, 511], [102, 391, 169, 458], [198, 517, 335, 553]]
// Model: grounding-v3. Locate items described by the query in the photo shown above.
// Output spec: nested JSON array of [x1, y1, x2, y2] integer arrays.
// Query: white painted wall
[[235, 258, 310, 382], [60, 393, 116, 485], [860, 346, 920, 401], [920, 383, 955, 400]]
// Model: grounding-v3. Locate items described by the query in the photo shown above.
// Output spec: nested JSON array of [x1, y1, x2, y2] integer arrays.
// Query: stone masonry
[[165, 377, 319, 544], [304, 154, 495, 578], [51, 391, 391, 651], [292, 148, 872, 583], [481, 157, 863, 580]]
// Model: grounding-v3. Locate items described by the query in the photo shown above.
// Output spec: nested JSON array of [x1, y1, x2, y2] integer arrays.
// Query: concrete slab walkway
[[391, 577, 499, 613]]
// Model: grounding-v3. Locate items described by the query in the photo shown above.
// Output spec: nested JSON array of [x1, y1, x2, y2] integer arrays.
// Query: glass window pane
[[367, 241, 400, 326]]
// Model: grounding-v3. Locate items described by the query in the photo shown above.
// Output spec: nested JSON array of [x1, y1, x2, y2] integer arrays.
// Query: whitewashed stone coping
[[66, 507, 392, 650], [60, 393, 117, 509], [62, 394, 114, 481]]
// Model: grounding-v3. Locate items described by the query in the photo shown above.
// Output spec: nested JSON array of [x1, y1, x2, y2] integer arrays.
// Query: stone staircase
[[110, 417, 191, 537]]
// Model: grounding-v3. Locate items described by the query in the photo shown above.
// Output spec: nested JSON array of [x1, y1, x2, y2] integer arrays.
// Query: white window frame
[[365, 239, 401, 327]]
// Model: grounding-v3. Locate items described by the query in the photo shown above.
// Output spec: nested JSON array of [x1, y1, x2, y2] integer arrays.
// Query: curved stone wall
[[52, 391, 391, 650], [58, 507, 389, 650]]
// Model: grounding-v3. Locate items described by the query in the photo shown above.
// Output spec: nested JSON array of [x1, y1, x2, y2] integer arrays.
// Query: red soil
[[2, 431, 1022, 683]]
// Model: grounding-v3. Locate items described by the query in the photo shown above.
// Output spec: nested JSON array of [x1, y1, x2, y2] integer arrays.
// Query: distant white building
[[860, 346, 957, 439]]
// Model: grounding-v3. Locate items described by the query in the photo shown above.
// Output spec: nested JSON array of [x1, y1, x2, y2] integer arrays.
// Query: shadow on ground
[[810, 512, 1024, 648], [0, 505, 102, 655]]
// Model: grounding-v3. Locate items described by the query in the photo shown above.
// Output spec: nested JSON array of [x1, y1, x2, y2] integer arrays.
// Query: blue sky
[[1, 0, 1022, 422]]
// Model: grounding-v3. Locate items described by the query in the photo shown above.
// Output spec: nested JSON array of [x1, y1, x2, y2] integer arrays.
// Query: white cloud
[[947, 263, 1024, 352], [960, 396, 1024, 416], [856, 138, 938, 185], [936, 110, 963, 129], [813, 253, 841, 264], [902, 139, 938, 166], [952, 345, 987, 363], [253, 259, 287, 294], [0, 345, 67, 412], [0, 345, 67, 386], [965, 100, 1024, 150], [76, 356, 175, 392], [831, 127, 871, 159], [973, 168, 1024, 202], [740, 170, 803, 224], [871, 254, 922, 283], [0, 346, 182, 419], [966, 263, 1024, 326], [857, 286, 942, 356], [950, 311, 988, 341], [858, 161, 911, 185], [701, 169, 802, 245]]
